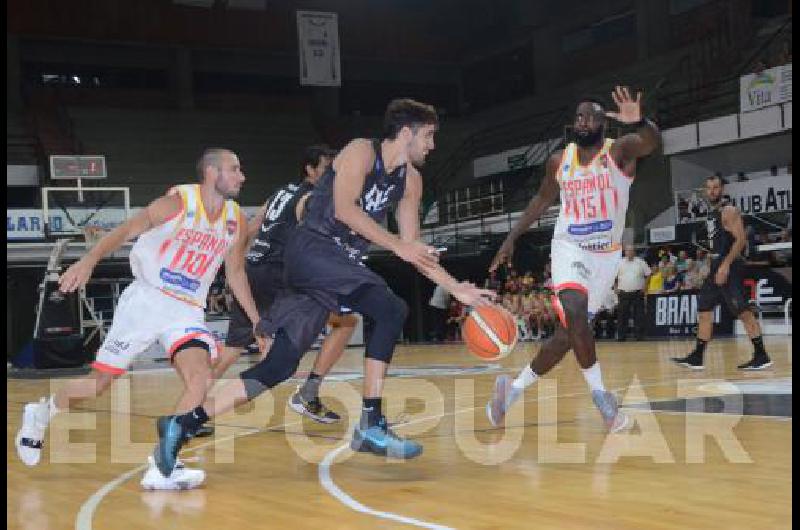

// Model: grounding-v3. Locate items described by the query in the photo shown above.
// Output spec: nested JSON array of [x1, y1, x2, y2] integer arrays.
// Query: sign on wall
[[646, 291, 733, 337], [297, 11, 341, 87], [740, 63, 792, 113]]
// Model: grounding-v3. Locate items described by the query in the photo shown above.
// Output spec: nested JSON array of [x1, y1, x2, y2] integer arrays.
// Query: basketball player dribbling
[[486, 87, 661, 431], [154, 99, 495, 477], [15, 149, 260, 490], [214, 145, 358, 424]]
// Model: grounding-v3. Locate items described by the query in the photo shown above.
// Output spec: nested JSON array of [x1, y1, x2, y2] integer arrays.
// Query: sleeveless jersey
[[129, 184, 241, 307], [247, 180, 314, 265], [705, 203, 735, 259], [303, 139, 406, 258], [552, 139, 632, 252]]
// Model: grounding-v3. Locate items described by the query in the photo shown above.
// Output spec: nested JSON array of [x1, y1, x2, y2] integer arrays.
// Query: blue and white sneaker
[[486, 375, 517, 427], [591, 390, 632, 433], [350, 416, 422, 459], [154, 415, 186, 477]]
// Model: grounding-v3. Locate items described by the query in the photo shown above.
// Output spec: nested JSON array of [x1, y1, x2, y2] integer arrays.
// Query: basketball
[[462, 304, 518, 361]]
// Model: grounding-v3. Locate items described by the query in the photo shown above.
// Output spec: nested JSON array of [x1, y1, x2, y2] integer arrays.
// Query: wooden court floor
[[7, 336, 792, 530]]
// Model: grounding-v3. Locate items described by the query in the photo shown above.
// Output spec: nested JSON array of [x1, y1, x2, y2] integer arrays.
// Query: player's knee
[[386, 293, 409, 327], [239, 330, 301, 399], [184, 362, 212, 388]]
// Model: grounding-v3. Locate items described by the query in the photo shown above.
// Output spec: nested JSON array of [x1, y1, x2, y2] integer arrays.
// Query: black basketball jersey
[[705, 203, 735, 259], [247, 180, 314, 265], [302, 139, 407, 257]]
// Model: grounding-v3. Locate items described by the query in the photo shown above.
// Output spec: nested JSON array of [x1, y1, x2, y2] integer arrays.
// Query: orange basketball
[[462, 304, 519, 361]]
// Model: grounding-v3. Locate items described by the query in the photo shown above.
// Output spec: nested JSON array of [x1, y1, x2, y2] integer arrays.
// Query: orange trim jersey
[[552, 139, 632, 253], [128, 184, 241, 308]]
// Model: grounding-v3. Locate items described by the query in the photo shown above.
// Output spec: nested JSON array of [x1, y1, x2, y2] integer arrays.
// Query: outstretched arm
[[489, 152, 561, 271], [58, 193, 183, 293], [395, 167, 494, 307]]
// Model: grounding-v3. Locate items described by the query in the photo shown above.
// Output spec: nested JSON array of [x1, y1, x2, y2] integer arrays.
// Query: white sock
[[47, 394, 59, 420], [512, 366, 538, 391], [581, 363, 605, 393]]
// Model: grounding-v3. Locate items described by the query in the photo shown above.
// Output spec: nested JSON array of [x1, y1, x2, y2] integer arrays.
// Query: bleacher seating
[[66, 106, 321, 205]]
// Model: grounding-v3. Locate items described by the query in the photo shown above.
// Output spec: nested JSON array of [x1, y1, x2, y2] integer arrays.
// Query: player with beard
[[486, 87, 661, 431], [671, 175, 772, 370]]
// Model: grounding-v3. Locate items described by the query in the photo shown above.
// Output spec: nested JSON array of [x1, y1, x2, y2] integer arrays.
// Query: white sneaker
[[141, 456, 205, 491], [15, 398, 51, 466]]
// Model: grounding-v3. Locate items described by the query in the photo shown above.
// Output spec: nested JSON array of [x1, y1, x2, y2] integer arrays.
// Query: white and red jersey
[[552, 139, 632, 253], [129, 184, 241, 308]]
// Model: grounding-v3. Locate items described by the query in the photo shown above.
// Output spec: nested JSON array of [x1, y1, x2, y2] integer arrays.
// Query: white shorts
[[550, 239, 622, 323], [92, 280, 219, 375]]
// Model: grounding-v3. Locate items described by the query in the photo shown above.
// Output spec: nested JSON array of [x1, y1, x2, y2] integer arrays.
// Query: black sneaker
[[671, 353, 705, 370], [737, 356, 773, 370], [288, 389, 341, 424]]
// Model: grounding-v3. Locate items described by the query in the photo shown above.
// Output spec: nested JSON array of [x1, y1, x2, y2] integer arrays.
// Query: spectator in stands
[[542, 262, 553, 290], [519, 287, 536, 341], [683, 258, 704, 290], [496, 256, 514, 284], [445, 299, 467, 342], [502, 291, 518, 318], [615, 245, 651, 341], [539, 291, 557, 338], [484, 270, 501, 292], [675, 250, 689, 283], [521, 271, 535, 290], [646, 258, 665, 295], [504, 271, 520, 295], [697, 252, 712, 284], [662, 265, 680, 293]]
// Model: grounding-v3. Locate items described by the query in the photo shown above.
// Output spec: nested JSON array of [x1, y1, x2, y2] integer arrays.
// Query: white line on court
[[315, 376, 706, 529], [319, 444, 456, 530], [75, 370, 789, 530]]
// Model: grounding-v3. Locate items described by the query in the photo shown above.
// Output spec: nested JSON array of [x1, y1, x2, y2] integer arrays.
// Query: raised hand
[[606, 86, 642, 124]]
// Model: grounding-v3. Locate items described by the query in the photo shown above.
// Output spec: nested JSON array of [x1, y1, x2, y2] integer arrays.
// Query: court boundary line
[[72, 369, 791, 529]]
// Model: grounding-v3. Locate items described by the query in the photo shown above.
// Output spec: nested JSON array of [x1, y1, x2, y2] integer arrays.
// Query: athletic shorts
[[93, 280, 219, 375], [697, 258, 749, 315], [257, 226, 387, 352], [549, 238, 622, 324], [225, 262, 284, 347]]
